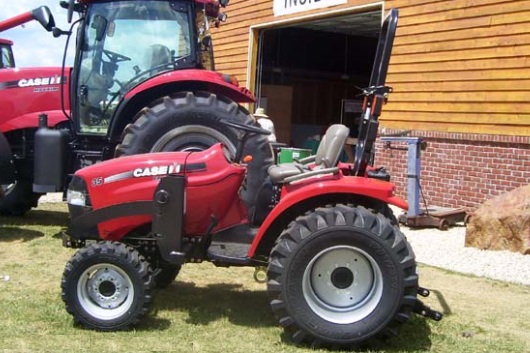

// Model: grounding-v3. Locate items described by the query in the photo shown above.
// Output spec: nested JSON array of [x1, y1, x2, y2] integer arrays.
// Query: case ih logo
[[0, 76, 67, 91], [18, 75, 63, 87], [133, 164, 182, 177]]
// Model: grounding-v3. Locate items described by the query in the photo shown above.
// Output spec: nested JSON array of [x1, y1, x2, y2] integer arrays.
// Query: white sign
[[274, 0, 347, 16]]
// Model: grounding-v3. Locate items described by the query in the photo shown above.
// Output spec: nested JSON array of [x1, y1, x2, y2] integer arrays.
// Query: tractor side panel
[[2, 110, 69, 132], [0, 67, 70, 132], [248, 175, 408, 257]]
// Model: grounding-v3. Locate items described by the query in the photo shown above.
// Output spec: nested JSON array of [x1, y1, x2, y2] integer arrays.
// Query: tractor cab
[[70, 1, 199, 134], [0, 39, 14, 69]]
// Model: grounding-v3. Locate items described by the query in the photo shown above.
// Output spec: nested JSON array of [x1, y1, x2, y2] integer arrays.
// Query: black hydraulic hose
[[60, 18, 81, 124]]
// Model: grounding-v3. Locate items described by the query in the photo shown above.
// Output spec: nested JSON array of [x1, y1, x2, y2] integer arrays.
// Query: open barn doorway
[[252, 8, 382, 150]]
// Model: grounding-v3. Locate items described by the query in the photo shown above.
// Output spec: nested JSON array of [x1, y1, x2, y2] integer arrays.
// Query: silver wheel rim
[[77, 264, 135, 320], [150, 125, 236, 154], [302, 245, 384, 324]]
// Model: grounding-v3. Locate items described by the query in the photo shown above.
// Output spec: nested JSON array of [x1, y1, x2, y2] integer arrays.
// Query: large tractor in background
[[0, 0, 271, 216], [0, 6, 55, 69], [0, 6, 58, 206]]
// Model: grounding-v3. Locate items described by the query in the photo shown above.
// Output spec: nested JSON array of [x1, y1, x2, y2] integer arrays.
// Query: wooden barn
[[210, 0, 530, 210]]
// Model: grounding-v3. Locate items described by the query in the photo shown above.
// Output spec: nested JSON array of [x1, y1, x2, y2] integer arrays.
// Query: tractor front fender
[[0, 131, 15, 184], [248, 176, 408, 258]]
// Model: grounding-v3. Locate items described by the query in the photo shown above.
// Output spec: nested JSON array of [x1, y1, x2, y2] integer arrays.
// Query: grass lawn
[[0, 202, 529, 353]]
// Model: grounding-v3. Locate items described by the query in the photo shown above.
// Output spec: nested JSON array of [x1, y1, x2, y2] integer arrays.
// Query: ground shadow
[[146, 280, 433, 351], [373, 316, 432, 352], [0, 209, 68, 229], [16, 209, 68, 227], [0, 227, 44, 242], [151, 281, 275, 329]]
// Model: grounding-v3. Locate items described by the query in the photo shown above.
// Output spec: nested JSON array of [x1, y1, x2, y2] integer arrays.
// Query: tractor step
[[207, 224, 257, 265]]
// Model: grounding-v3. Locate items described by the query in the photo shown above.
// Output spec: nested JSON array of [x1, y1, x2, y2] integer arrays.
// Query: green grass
[[0, 202, 529, 353]]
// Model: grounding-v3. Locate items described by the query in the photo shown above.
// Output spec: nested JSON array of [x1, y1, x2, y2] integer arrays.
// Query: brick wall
[[373, 130, 530, 211]]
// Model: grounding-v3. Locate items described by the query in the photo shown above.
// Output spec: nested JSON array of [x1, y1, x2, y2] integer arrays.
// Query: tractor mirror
[[91, 14, 108, 42], [32, 6, 56, 32], [219, 0, 229, 7]]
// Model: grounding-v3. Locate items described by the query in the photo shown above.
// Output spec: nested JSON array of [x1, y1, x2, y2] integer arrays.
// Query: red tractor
[[61, 9, 442, 348], [0, 0, 269, 216], [0, 6, 58, 206]]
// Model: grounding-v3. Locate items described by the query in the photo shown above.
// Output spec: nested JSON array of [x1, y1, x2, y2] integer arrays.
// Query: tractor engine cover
[[72, 143, 247, 238]]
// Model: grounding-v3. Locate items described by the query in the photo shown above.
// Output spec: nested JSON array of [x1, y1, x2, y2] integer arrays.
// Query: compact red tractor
[[0, 0, 267, 216], [61, 10, 442, 348]]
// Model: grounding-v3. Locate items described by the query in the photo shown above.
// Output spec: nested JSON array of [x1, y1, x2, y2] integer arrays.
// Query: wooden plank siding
[[211, 0, 530, 136], [384, 0, 530, 135]]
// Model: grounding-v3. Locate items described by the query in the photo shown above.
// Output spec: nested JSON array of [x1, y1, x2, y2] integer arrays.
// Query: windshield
[[77, 1, 192, 134], [0, 44, 14, 69]]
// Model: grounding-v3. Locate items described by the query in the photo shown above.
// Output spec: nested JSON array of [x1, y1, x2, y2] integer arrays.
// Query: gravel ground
[[398, 216, 530, 286], [38, 195, 530, 286]]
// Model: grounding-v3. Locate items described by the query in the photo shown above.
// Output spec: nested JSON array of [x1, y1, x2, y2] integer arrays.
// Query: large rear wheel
[[115, 91, 273, 213], [61, 242, 154, 330], [267, 205, 418, 348]]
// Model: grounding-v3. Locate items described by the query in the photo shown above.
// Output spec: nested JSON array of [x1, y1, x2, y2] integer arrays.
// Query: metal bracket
[[414, 298, 443, 321]]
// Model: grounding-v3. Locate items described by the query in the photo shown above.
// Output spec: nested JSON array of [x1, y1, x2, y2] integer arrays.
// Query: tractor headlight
[[66, 175, 91, 207], [67, 189, 86, 206]]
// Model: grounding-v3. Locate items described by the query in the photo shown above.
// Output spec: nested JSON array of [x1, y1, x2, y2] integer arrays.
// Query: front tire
[[61, 242, 154, 330], [267, 205, 418, 347]]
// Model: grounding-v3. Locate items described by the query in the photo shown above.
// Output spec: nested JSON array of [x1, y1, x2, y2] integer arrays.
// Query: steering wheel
[[103, 49, 131, 64], [101, 62, 174, 116], [223, 120, 271, 163], [224, 120, 271, 136]]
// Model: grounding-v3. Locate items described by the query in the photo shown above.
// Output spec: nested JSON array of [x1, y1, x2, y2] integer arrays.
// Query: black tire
[[115, 91, 274, 214], [267, 205, 418, 348], [61, 241, 155, 331], [0, 180, 42, 216], [154, 266, 180, 288]]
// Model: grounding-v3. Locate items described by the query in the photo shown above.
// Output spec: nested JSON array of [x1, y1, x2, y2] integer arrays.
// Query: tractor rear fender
[[0, 130, 15, 183], [0, 110, 68, 133], [108, 69, 254, 142], [247, 176, 408, 258]]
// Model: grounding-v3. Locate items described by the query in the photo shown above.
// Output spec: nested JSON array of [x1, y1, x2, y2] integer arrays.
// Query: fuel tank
[[75, 143, 248, 235], [0, 66, 71, 132]]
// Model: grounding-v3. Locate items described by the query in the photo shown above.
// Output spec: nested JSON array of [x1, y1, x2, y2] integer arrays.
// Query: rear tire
[[0, 180, 42, 216], [61, 242, 154, 330], [115, 91, 273, 213], [267, 205, 418, 348]]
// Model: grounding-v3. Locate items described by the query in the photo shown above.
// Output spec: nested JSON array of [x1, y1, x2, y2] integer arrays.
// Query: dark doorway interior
[[256, 11, 381, 147]]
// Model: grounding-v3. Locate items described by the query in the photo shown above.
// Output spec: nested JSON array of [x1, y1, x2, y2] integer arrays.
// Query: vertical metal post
[[380, 136, 423, 218], [407, 138, 422, 218]]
